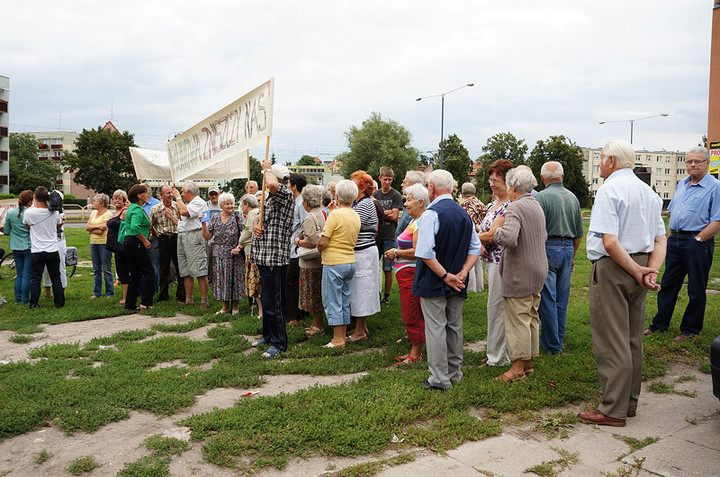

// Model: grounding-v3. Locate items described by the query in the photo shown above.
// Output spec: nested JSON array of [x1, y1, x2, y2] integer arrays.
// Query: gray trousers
[[421, 293, 465, 389], [589, 255, 648, 419]]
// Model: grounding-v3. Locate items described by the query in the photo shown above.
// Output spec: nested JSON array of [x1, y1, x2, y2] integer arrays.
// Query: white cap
[[271, 164, 290, 180]]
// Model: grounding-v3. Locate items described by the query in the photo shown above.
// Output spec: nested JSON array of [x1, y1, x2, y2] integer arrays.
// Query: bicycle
[[0, 249, 76, 279]]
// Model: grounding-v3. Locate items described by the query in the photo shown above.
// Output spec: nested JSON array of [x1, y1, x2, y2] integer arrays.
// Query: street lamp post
[[598, 113, 669, 144], [416, 83, 474, 169]]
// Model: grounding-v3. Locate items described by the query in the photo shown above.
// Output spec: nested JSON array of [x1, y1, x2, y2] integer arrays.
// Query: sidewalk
[[372, 364, 720, 477]]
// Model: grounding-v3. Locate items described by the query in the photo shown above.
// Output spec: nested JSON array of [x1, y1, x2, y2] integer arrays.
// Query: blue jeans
[[13, 248, 32, 304], [258, 265, 288, 351], [539, 239, 574, 353], [322, 263, 355, 326], [91, 243, 115, 297], [650, 234, 714, 336]]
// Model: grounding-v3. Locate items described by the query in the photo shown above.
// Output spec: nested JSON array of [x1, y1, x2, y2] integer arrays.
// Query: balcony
[[51, 144, 63, 150], [0, 150, 7, 161], [56, 179, 64, 185], [0, 100, 7, 113], [0, 175, 7, 186], [39, 143, 49, 150], [0, 127, 7, 137]]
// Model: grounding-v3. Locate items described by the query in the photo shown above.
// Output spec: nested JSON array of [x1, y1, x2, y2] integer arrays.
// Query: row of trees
[[335, 112, 591, 206], [7, 113, 591, 207]]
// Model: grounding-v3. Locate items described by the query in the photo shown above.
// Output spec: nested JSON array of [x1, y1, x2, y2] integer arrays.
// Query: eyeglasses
[[209, 192, 219, 196], [686, 159, 708, 165], [488, 178, 505, 185]]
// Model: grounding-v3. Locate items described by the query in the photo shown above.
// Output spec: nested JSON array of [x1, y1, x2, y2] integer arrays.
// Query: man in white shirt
[[173, 181, 210, 308], [23, 186, 64, 308], [580, 139, 666, 427]]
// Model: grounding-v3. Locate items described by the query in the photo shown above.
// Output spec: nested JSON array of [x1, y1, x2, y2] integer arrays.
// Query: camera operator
[[23, 186, 64, 308]]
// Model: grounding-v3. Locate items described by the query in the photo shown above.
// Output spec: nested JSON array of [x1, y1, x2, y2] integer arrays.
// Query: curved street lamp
[[416, 83, 474, 169], [599, 113, 668, 144]]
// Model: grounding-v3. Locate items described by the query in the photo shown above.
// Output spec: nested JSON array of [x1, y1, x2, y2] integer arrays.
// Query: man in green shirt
[[535, 162, 584, 354]]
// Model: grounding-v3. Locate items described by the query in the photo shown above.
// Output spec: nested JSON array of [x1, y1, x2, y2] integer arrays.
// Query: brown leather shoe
[[643, 328, 654, 336], [578, 409, 626, 427], [626, 409, 636, 417], [673, 334, 688, 342]]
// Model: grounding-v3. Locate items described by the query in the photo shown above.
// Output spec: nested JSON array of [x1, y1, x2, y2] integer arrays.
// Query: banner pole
[[259, 135, 271, 227]]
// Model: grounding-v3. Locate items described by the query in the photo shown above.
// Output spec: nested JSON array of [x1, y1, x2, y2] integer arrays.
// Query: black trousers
[[157, 235, 185, 302], [124, 236, 155, 310], [285, 257, 302, 321], [30, 251, 64, 308]]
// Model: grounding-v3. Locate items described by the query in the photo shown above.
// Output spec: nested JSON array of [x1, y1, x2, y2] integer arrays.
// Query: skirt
[[350, 246, 381, 317]]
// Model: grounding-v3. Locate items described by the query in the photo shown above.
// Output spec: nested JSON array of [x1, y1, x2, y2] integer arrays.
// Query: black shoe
[[421, 381, 447, 392], [380, 295, 390, 305]]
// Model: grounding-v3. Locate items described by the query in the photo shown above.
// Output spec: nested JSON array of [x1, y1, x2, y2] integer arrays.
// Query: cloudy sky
[[4, 1, 716, 165]]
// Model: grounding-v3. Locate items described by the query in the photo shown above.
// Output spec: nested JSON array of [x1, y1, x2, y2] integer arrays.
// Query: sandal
[[347, 334, 367, 343], [396, 353, 410, 361], [495, 370, 526, 383], [395, 355, 423, 366], [305, 326, 325, 337]]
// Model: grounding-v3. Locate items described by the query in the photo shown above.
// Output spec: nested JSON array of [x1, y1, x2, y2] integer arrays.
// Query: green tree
[[338, 112, 419, 188], [297, 155, 317, 166], [435, 134, 472, 186], [62, 127, 138, 195], [476, 132, 528, 197], [528, 135, 591, 207], [8, 133, 58, 194], [221, 155, 263, 199]]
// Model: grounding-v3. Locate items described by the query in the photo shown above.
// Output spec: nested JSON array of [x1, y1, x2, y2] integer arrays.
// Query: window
[[664, 180, 670, 187], [665, 169, 670, 174], [593, 165, 599, 172], [592, 178, 598, 184], [657, 156, 662, 162], [655, 180, 661, 187], [678, 156, 685, 162], [664, 192, 669, 198], [656, 168, 662, 174]]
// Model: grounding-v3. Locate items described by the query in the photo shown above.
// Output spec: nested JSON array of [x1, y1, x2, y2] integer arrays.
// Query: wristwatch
[[695, 235, 704, 242]]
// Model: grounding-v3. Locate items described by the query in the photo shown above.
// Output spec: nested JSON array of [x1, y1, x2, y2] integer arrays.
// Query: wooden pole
[[258, 135, 271, 226]]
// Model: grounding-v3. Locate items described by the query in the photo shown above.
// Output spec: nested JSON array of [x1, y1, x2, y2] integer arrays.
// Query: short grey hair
[[218, 192, 235, 207], [506, 166, 538, 194], [540, 161, 564, 180], [427, 170, 454, 192], [113, 189, 128, 201], [95, 193, 110, 207], [336, 179, 359, 206], [460, 182, 476, 196], [246, 180, 258, 189], [241, 193, 258, 208], [405, 170, 426, 187], [686, 146, 710, 161], [602, 140, 635, 169], [301, 184, 324, 209], [182, 180, 199, 196], [404, 184, 429, 209]]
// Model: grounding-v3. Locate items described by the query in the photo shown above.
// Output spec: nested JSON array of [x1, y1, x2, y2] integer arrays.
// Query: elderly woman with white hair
[[384, 183, 428, 365], [493, 166, 548, 382], [294, 185, 327, 336], [317, 180, 361, 348], [461, 182, 487, 293], [202, 192, 245, 314]]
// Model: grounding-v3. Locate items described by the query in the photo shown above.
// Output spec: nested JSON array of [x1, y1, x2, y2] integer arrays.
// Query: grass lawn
[[0, 223, 718, 473]]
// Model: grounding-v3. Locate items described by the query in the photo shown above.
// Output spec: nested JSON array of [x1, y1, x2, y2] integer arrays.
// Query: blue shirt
[[668, 173, 720, 232], [141, 196, 160, 216], [4, 207, 31, 251], [415, 194, 481, 260], [587, 168, 665, 261]]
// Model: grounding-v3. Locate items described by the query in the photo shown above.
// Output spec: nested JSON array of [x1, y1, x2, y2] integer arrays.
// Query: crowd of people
[[2, 139, 718, 429]]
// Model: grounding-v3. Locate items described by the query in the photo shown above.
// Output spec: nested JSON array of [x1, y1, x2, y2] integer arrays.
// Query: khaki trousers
[[589, 255, 648, 419], [503, 291, 541, 361]]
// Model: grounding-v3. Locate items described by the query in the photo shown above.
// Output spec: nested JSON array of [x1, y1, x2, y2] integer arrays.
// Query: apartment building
[[0, 75, 9, 194], [582, 147, 687, 201], [28, 130, 96, 198]]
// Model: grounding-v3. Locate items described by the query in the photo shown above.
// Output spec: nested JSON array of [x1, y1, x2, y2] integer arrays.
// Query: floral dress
[[479, 199, 510, 263], [207, 211, 245, 301]]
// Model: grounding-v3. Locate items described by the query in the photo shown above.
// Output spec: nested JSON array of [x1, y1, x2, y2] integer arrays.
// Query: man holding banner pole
[[251, 160, 295, 359]]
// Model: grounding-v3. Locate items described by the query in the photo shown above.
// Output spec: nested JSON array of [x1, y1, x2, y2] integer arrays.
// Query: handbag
[[297, 213, 322, 260]]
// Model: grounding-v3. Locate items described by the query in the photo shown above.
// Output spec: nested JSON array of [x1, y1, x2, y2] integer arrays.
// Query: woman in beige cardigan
[[493, 166, 548, 383]]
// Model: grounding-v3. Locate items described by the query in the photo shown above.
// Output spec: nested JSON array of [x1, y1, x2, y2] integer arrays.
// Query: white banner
[[130, 147, 249, 182], [167, 78, 274, 182]]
